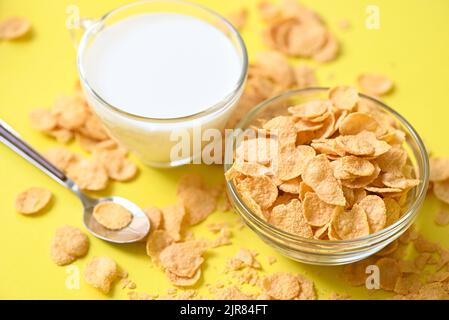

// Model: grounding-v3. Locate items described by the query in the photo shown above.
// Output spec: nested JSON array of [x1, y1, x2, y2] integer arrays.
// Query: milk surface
[[83, 13, 242, 119]]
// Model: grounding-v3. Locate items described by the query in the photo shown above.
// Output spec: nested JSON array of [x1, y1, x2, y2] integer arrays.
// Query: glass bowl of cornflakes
[[224, 87, 429, 265]]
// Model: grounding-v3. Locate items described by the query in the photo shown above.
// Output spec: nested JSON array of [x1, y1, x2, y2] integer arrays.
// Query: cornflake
[[83, 256, 118, 293], [15, 187, 52, 214], [177, 173, 219, 225], [161, 203, 186, 241], [376, 257, 401, 291], [357, 73, 393, 96], [262, 272, 300, 300], [143, 207, 163, 230], [92, 202, 133, 230], [67, 158, 108, 191], [0, 17, 30, 40], [159, 240, 208, 287], [50, 225, 89, 266]]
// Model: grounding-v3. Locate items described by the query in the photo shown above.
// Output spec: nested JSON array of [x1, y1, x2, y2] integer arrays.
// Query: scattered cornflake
[[159, 240, 208, 287], [433, 180, 449, 205], [207, 222, 230, 233], [211, 228, 232, 248], [92, 201, 133, 230], [0, 17, 30, 40], [413, 235, 439, 253], [342, 257, 377, 286], [232, 267, 260, 286], [261, 272, 300, 300], [393, 274, 422, 295], [226, 248, 261, 271], [260, 0, 338, 62], [357, 73, 394, 96], [429, 157, 449, 182], [15, 187, 52, 215], [435, 206, 449, 226], [66, 158, 109, 191], [414, 253, 433, 271], [161, 202, 186, 241], [83, 256, 118, 294], [145, 230, 174, 264], [297, 274, 317, 300], [44, 148, 80, 172], [267, 256, 277, 265], [177, 173, 220, 225], [50, 225, 89, 266], [94, 149, 137, 181], [143, 207, 163, 231], [376, 257, 401, 291]]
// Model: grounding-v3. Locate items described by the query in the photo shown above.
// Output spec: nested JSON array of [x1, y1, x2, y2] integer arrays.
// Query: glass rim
[[76, 0, 248, 123], [224, 87, 430, 248]]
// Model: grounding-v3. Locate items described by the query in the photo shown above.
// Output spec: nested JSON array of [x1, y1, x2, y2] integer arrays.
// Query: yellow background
[[1, 0, 448, 300]]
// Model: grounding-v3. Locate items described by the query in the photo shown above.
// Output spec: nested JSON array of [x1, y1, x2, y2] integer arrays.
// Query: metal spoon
[[0, 120, 150, 243]]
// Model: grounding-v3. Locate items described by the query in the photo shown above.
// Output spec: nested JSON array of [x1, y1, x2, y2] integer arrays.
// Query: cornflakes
[[229, 85, 418, 241]]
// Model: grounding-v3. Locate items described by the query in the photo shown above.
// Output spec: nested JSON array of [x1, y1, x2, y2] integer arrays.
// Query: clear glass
[[76, 0, 248, 167], [224, 88, 429, 266]]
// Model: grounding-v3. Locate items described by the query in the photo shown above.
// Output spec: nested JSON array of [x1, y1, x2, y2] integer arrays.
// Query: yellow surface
[[1, 0, 449, 300]]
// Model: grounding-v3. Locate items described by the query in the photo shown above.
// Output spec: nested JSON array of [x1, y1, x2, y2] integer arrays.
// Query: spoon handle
[[0, 120, 75, 190]]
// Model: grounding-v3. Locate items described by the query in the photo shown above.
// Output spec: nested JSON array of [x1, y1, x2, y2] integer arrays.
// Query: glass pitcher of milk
[[75, 0, 248, 167]]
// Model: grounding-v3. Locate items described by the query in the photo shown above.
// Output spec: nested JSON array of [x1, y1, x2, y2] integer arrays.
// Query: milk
[[79, 13, 245, 166]]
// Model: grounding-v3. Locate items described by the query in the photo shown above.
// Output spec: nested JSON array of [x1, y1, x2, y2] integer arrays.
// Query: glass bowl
[[224, 88, 429, 266]]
